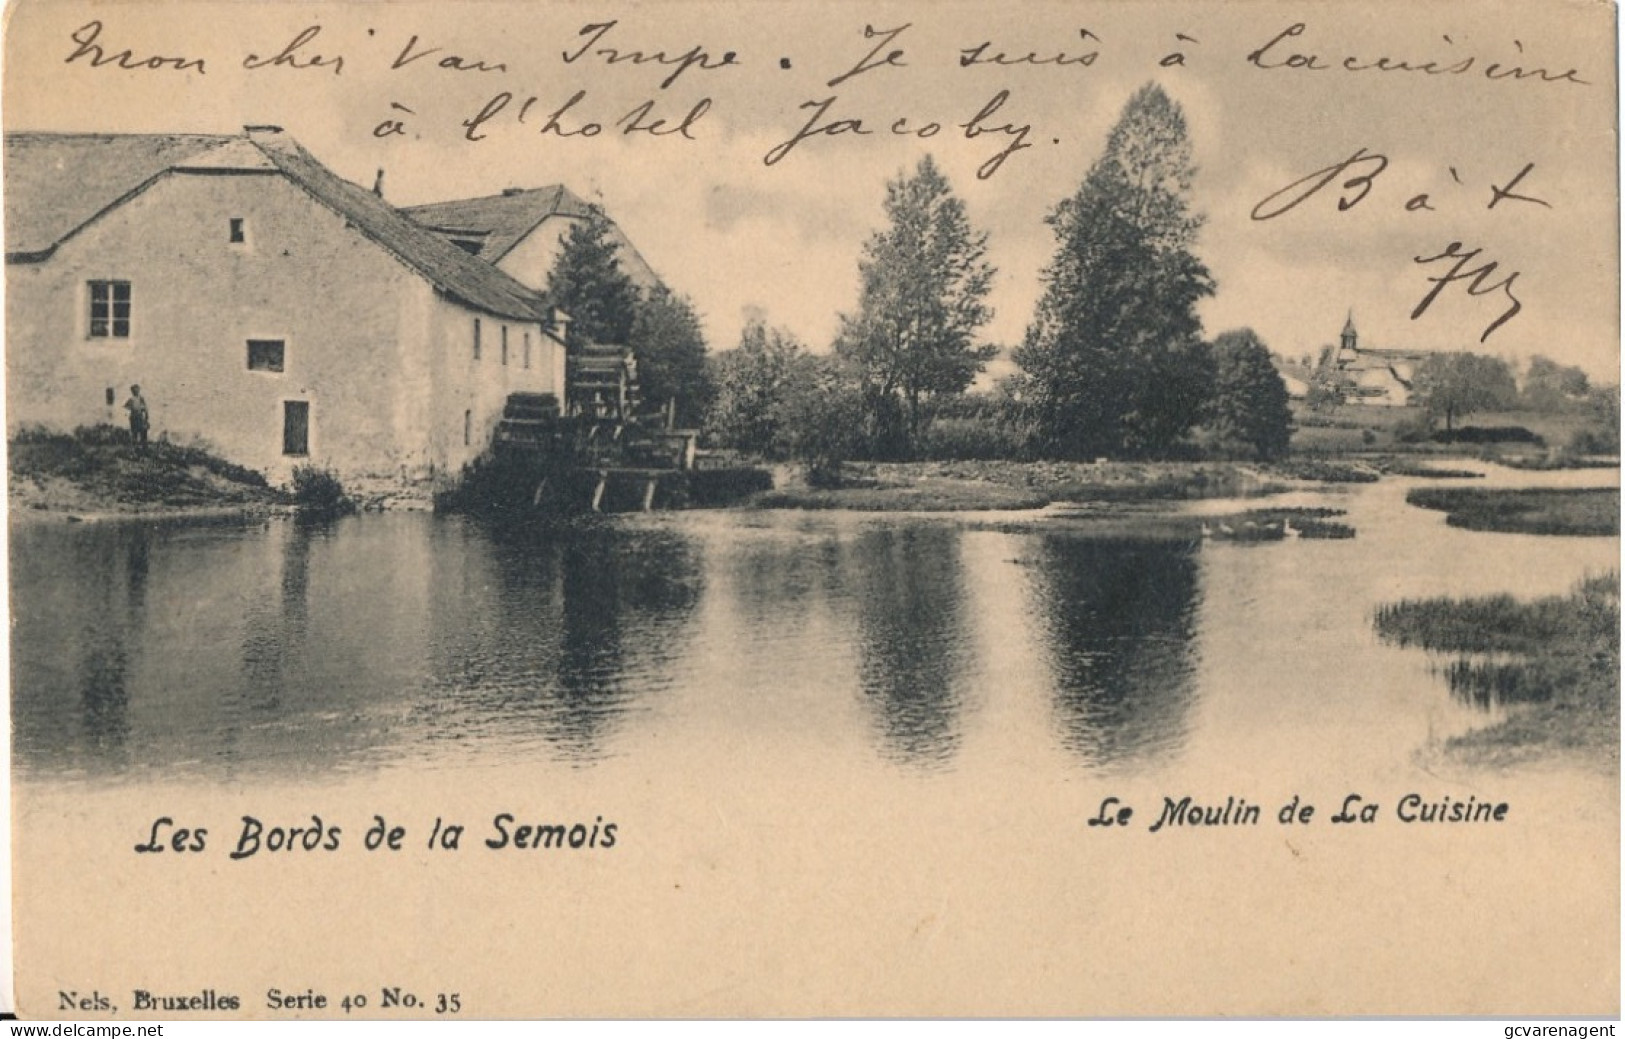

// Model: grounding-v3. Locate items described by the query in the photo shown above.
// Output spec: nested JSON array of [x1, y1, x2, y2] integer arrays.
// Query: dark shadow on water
[[848, 526, 971, 769], [1025, 536, 1202, 770], [12, 522, 160, 774], [1437, 657, 1552, 709], [12, 515, 707, 780], [239, 519, 313, 715], [15, 514, 1200, 783], [418, 516, 703, 763]]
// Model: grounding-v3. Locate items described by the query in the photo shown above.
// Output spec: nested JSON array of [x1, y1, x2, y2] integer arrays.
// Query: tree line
[[546, 82, 1612, 472], [705, 83, 1293, 469]]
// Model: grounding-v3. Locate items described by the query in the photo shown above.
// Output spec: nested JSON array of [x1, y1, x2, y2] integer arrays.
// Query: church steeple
[[1340, 311, 1358, 353]]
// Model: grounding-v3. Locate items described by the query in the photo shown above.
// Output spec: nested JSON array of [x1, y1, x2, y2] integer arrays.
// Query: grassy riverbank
[[1406, 487, 1620, 536], [754, 459, 1383, 512], [1374, 574, 1620, 768], [10, 428, 289, 518]]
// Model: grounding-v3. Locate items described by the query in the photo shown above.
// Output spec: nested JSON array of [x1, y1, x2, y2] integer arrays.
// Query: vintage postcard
[[4, 0, 1618, 1020]]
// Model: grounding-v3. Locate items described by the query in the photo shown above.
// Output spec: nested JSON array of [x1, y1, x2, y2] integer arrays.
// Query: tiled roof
[[5, 132, 237, 258], [1340, 348, 1431, 371], [403, 187, 661, 289], [403, 186, 597, 261], [4, 129, 550, 323]]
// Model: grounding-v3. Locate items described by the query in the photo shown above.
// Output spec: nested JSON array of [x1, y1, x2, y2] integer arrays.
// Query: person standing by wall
[[123, 384, 149, 446]]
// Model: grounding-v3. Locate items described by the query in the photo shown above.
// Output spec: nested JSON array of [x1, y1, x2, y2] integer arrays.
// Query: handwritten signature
[[1252, 149, 1547, 341]]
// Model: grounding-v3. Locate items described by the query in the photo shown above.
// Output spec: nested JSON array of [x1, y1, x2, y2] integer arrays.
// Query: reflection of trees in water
[[558, 526, 702, 756], [849, 526, 971, 768], [726, 526, 847, 629], [1027, 537, 1201, 769], [427, 520, 703, 761]]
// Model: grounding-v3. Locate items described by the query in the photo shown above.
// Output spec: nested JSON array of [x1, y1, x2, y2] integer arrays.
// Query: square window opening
[[248, 339, 285, 372]]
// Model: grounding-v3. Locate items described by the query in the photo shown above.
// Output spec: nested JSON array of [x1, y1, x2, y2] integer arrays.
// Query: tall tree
[[545, 207, 640, 350], [1204, 328, 1293, 460], [1015, 83, 1216, 459], [1413, 352, 1518, 431], [704, 317, 808, 456], [834, 155, 997, 456], [632, 285, 712, 428]]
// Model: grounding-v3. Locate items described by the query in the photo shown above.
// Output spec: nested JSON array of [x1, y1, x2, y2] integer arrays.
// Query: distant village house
[[1276, 314, 1433, 408], [1323, 314, 1428, 407]]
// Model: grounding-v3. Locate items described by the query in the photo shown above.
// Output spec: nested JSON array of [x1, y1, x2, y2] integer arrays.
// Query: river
[[9, 463, 1620, 1016]]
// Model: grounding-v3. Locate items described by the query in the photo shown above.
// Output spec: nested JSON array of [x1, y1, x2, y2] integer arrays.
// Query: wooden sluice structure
[[463, 332, 769, 515], [484, 391, 718, 514], [580, 466, 683, 513]]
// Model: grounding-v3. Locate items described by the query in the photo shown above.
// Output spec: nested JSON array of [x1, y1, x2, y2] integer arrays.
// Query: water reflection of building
[[14, 517, 708, 778], [239, 520, 313, 714], [1025, 537, 1202, 768], [10, 524, 160, 772]]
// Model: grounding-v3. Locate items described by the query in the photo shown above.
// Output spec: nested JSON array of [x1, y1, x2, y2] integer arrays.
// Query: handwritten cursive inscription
[[243, 26, 344, 75], [763, 90, 1033, 180], [562, 20, 738, 90], [461, 90, 713, 142], [1247, 23, 1589, 86], [1412, 243, 1523, 343], [958, 29, 1102, 69], [1252, 150, 1546, 341], [392, 34, 508, 73], [827, 23, 910, 87], [65, 20, 206, 73]]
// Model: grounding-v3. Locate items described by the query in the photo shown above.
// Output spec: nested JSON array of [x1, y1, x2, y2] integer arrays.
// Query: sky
[[4, 0, 1618, 380]]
